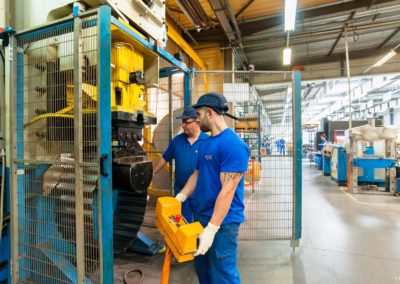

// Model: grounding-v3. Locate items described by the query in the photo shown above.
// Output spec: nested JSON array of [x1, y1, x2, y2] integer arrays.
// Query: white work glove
[[175, 193, 187, 202], [194, 222, 220, 256]]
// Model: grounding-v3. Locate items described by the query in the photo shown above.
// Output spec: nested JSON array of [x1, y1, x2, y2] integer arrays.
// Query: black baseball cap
[[191, 92, 237, 119], [191, 92, 229, 114], [176, 107, 198, 119]]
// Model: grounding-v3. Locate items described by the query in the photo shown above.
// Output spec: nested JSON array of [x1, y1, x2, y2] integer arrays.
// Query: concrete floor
[[115, 160, 400, 284]]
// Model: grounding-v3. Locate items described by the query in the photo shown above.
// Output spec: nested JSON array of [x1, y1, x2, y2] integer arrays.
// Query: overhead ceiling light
[[372, 49, 397, 67], [285, 0, 298, 31], [364, 44, 400, 73], [283, 47, 292, 66]]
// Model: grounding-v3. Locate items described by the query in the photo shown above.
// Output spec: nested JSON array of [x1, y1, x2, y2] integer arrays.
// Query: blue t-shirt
[[320, 140, 326, 151], [193, 128, 250, 224], [163, 132, 209, 193]]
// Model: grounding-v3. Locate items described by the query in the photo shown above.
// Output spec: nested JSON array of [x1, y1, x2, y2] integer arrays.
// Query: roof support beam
[[254, 46, 399, 70], [377, 26, 400, 49], [235, 0, 255, 18], [189, 0, 395, 42], [327, 12, 356, 56]]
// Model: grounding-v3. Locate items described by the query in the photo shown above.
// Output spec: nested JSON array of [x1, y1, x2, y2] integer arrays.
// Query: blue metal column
[[98, 5, 113, 284], [1, 29, 15, 284], [16, 49, 25, 281], [183, 70, 192, 106], [292, 71, 302, 243]]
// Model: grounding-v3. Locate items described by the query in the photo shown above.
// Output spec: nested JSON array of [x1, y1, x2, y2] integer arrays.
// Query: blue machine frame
[[323, 155, 331, 176], [331, 146, 348, 186], [352, 158, 396, 185]]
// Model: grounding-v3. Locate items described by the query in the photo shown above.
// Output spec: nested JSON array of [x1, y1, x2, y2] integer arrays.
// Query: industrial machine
[[322, 143, 332, 176], [330, 145, 348, 186], [315, 153, 323, 171], [22, 14, 158, 255], [2, 2, 191, 283], [346, 119, 398, 194]]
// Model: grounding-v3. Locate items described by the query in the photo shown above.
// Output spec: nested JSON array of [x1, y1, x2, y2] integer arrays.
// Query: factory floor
[[114, 160, 400, 284]]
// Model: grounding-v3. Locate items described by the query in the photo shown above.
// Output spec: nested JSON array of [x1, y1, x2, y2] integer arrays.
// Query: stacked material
[[350, 125, 399, 142]]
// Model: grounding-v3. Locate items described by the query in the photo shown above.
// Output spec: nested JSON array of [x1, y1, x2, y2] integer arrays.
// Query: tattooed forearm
[[221, 172, 243, 184]]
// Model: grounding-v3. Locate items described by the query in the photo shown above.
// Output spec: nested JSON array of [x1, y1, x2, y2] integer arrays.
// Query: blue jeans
[[181, 200, 194, 223], [194, 216, 241, 284]]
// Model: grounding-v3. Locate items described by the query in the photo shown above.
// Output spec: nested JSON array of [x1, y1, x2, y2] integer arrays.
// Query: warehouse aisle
[[238, 160, 400, 284], [114, 160, 400, 284]]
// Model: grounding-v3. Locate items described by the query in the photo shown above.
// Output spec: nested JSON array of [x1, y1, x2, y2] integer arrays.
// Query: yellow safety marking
[[338, 186, 390, 206]]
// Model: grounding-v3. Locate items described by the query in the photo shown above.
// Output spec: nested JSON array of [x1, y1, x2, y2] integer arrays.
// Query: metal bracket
[[72, 5, 80, 18], [0, 26, 16, 47]]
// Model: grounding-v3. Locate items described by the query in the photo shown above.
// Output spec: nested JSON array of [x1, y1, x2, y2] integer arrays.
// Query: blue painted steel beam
[[98, 6, 114, 284], [353, 158, 397, 168], [159, 67, 182, 78], [184, 71, 192, 106], [293, 71, 302, 241], [16, 51, 26, 281], [17, 21, 73, 42], [41, 245, 93, 284]]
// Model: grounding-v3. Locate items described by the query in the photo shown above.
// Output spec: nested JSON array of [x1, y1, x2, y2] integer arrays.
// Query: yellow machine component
[[155, 197, 203, 263], [24, 22, 158, 129], [66, 83, 98, 108], [111, 41, 143, 82], [110, 41, 149, 115]]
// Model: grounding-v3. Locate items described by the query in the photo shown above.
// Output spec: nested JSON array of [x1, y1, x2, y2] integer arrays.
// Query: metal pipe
[[344, 25, 352, 129], [166, 8, 199, 45], [176, 0, 203, 29], [241, 17, 400, 48], [223, 0, 249, 65], [73, 15, 86, 283], [188, 0, 211, 28]]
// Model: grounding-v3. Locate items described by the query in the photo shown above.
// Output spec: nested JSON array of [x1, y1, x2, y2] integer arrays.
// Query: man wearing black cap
[[176, 92, 250, 284], [153, 107, 208, 222]]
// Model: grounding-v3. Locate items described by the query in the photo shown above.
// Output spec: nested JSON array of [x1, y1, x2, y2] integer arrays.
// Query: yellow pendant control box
[[155, 197, 203, 263]]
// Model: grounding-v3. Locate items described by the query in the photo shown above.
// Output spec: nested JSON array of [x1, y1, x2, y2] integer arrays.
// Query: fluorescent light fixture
[[373, 49, 397, 67], [363, 49, 397, 73], [283, 47, 292, 66], [285, 0, 297, 31]]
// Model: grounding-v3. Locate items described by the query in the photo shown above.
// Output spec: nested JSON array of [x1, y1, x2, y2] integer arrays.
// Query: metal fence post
[[98, 5, 113, 283], [292, 70, 302, 245]]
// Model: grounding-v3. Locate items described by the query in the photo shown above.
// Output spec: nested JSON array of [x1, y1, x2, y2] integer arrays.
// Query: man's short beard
[[200, 123, 211, 132]]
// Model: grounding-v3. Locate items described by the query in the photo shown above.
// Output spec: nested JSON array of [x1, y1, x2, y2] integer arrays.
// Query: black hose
[[0, 49, 4, 65], [0, 48, 5, 81]]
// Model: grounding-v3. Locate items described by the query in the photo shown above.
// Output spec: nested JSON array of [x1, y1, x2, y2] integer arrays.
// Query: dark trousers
[[194, 216, 241, 284]]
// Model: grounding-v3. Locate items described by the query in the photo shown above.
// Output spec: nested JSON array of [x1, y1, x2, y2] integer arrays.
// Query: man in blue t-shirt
[[176, 92, 250, 284], [153, 107, 208, 222], [319, 133, 327, 151]]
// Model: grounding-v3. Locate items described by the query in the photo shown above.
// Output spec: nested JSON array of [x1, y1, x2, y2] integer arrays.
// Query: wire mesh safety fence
[[146, 57, 185, 196], [14, 15, 101, 283], [192, 71, 297, 240]]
